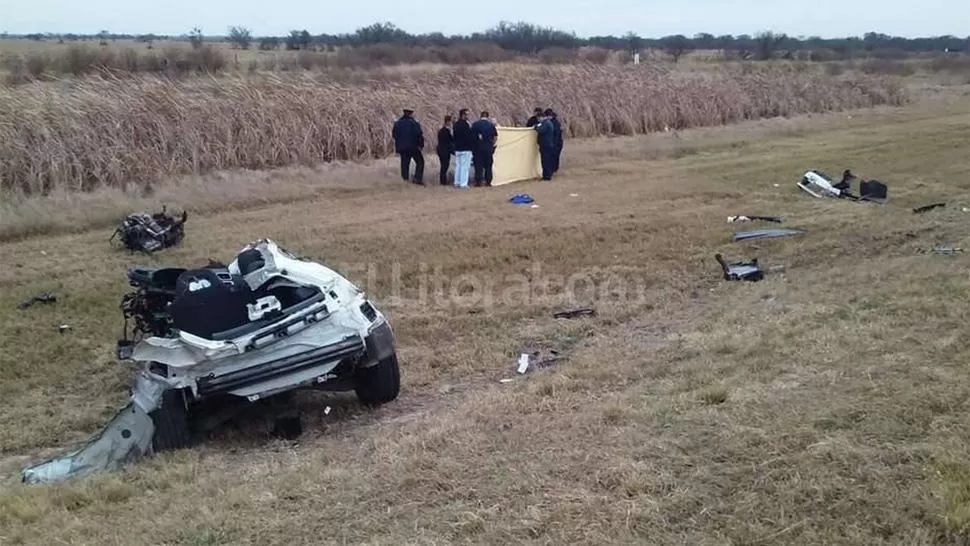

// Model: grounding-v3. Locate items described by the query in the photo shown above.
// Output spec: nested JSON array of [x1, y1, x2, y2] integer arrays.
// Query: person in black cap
[[392, 108, 425, 185], [526, 107, 542, 127], [436, 114, 455, 186]]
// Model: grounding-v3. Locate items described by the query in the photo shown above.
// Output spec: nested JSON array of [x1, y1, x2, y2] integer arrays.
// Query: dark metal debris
[[553, 308, 597, 319], [733, 229, 804, 242], [728, 215, 783, 223], [917, 244, 964, 255], [18, 292, 57, 310], [715, 254, 765, 282], [914, 203, 946, 214]]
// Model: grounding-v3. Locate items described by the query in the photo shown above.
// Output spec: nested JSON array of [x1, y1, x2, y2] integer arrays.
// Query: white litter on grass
[[517, 353, 531, 374], [773, 184, 780, 187], [324, 406, 332, 416], [569, 193, 579, 197], [499, 378, 515, 384], [530, 204, 540, 209]]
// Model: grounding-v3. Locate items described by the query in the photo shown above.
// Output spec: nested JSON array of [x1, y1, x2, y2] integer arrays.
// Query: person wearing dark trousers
[[471, 111, 498, 186], [535, 111, 557, 181], [436, 114, 454, 185], [526, 107, 542, 127], [549, 109, 563, 174], [391, 108, 425, 185]]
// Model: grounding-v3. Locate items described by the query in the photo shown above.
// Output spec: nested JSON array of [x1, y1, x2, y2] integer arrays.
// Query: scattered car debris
[[914, 202, 946, 214], [569, 193, 579, 197], [509, 194, 535, 205], [22, 239, 400, 485], [797, 169, 859, 200], [728, 215, 783, 223], [58, 324, 72, 334], [110, 206, 188, 253], [18, 292, 57, 310], [859, 180, 888, 203], [553, 308, 596, 319], [733, 229, 804, 242], [917, 244, 964, 255], [715, 254, 765, 282], [511, 349, 565, 378], [797, 169, 887, 203], [22, 402, 155, 484]]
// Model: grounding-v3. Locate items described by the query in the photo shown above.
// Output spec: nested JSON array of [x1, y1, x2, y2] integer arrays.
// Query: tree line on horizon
[[5, 22, 968, 60]]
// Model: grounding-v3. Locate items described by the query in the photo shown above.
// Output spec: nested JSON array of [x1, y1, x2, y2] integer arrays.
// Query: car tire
[[149, 389, 193, 452], [354, 353, 401, 406]]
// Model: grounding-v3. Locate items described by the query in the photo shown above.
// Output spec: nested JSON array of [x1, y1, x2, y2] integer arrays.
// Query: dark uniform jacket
[[535, 119, 556, 150], [453, 119, 475, 152], [471, 118, 498, 151], [392, 116, 424, 153], [551, 117, 563, 150], [436, 127, 454, 155]]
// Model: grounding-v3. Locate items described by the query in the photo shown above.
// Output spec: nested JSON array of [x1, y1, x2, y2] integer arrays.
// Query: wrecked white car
[[22, 239, 399, 484]]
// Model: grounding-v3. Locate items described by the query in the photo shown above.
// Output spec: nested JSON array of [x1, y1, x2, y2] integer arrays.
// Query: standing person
[[534, 111, 556, 181], [391, 108, 425, 185], [436, 114, 455, 186], [526, 107, 542, 127], [471, 110, 498, 187], [452, 108, 475, 188], [549, 109, 563, 174]]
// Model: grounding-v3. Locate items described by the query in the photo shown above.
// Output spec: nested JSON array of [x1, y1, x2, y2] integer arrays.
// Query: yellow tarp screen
[[491, 127, 541, 186]]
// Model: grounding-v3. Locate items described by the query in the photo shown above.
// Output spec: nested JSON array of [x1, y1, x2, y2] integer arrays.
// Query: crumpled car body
[[22, 239, 399, 484], [111, 207, 188, 253]]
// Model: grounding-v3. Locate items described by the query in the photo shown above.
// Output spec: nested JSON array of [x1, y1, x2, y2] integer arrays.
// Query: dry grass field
[[0, 63, 907, 200], [0, 80, 969, 544]]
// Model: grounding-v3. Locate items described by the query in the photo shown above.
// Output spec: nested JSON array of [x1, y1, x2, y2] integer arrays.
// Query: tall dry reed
[[0, 64, 908, 195]]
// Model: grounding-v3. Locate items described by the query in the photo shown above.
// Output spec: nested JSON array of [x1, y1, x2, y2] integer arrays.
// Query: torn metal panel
[[917, 244, 964, 255], [21, 402, 156, 485], [733, 229, 804, 242], [715, 254, 764, 282], [913, 202, 946, 214], [727, 215, 783, 223]]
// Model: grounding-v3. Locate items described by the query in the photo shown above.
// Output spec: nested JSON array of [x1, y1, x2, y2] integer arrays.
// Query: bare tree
[[755, 31, 788, 60], [662, 34, 691, 63], [228, 26, 252, 50], [188, 27, 204, 49]]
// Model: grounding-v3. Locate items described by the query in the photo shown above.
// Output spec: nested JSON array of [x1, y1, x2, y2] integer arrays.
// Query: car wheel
[[149, 389, 193, 452], [354, 353, 401, 406]]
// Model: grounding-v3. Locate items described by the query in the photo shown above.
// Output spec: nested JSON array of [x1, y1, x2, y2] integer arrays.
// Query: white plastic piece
[[247, 296, 282, 321], [517, 353, 531, 374]]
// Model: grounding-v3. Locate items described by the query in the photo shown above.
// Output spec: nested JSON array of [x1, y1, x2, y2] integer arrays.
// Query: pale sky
[[2, 0, 965, 38]]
